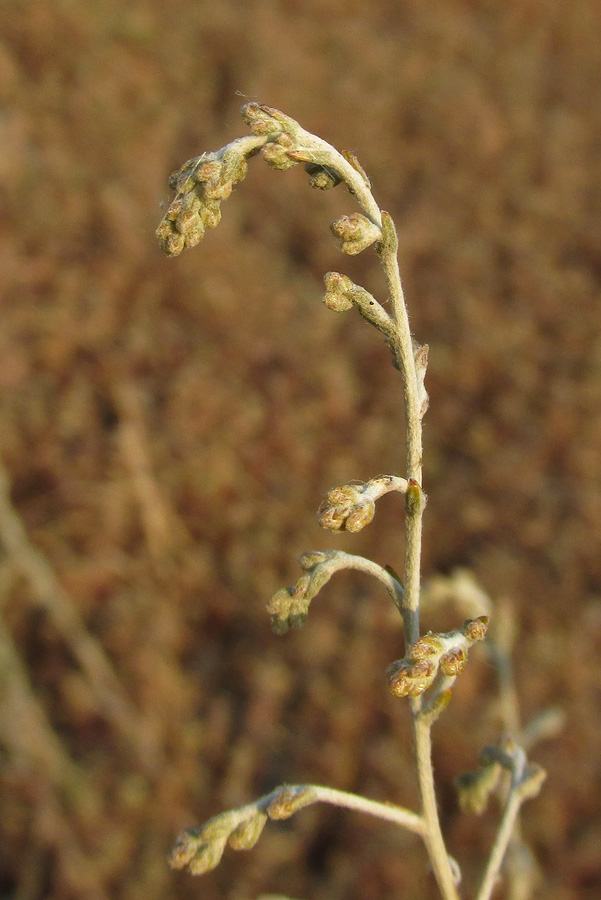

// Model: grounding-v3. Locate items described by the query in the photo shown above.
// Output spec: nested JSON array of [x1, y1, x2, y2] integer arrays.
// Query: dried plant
[[157, 104, 558, 900]]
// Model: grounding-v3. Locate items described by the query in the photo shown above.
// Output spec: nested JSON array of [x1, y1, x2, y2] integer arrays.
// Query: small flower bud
[[169, 158, 203, 193], [198, 809, 240, 843], [387, 658, 437, 698], [188, 841, 226, 875], [266, 586, 307, 634], [462, 616, 489, 643], [175, 207, 203, 236], [298, 550, 330, 570], [324, 271, 354, 293], [439, 646, 468, 677], [221, 146, 249, 184], [305, 162, 342, 190], [323, 290, 354, 312], [241, 102, 286, 135], [317, 483, 375, 533], [266, 560, 337, 633], [193, 159, 223, 184], [200, 200, 222, 230], [322, 271, 354, 310], [164, 198, 183, 222], [409, 634, 445, 661], [155, 218, 173, 241], [345, 500, 375, 533], [267, 786, 316, 820], [202, 179, 233, 201], [184, 226, 204, 248], [228, 814, 267, 850], [261, 141, 299, 170], [169, 828, 202, 869], [331, 213, 382, 255], [162, 231, 185, 257]]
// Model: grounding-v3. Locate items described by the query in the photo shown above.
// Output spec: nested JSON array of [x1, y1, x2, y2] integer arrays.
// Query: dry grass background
[[1, 1, 600, 898]]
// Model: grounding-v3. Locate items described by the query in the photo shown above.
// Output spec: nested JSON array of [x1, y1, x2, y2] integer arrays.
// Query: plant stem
[[476, 788, 523, 900], [414, 713, 462, 900], [379, 239, 422, 646], [381, 228, 461, 899], [303, 785, 425, 835]]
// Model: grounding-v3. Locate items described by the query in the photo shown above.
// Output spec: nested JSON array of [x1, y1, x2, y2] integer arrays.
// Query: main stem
[[381, 242, 460, 900], [276, 122, 459, 898]]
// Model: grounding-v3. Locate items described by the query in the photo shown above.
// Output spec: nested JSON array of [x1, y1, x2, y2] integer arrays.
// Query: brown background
[[1, 1, 600, 898]]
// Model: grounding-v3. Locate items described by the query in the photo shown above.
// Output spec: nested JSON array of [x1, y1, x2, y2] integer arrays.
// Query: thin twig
[[303, 784, 425, 835]]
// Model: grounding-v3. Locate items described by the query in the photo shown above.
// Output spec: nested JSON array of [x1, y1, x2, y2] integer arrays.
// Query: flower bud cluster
[[318, 481, 376, 533], [169, 808, 268, 876], [330, 212, 382, 255], [317, 475, 408, 533], [266, 551, 335, 634], [387, 616, 489, 699], [169, 785, 317, 876], [156, 135, 263, 257], [322, 272, 397, 343], [322, 272, 356, 312]]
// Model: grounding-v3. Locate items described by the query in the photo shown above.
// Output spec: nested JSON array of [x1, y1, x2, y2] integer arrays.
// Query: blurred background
[[1, 1, 600, 898]]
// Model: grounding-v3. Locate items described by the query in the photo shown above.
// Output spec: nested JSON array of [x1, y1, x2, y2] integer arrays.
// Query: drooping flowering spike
[[156, 135, 267, 257], [266, 555, 335, 633]]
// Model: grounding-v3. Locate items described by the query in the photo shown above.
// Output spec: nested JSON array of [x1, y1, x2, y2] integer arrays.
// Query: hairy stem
[[381, 238, 423, 638], [476, 788, 524, 900], [302, 785, 425, 835], [380, 214, 460, 898], [414, 713, 461, 900]]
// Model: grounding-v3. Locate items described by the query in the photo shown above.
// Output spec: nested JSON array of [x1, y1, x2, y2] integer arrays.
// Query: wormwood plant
[[157, 104, 552, 900]]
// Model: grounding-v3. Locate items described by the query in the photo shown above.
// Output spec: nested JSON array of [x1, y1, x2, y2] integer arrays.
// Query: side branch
[[266, 549, 404, 634], [170, 783, 424, 876], [475, 745, 546, 900]]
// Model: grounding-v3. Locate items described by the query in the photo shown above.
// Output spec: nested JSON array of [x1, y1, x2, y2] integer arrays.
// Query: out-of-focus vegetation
[[1, 1, 600, 898]]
